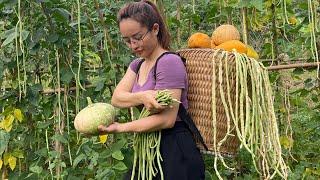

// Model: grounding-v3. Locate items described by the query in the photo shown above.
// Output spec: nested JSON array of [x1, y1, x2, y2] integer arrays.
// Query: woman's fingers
[[142, 90, 173, 113], [98, 124, 109, 134], [98, 123, 120, 134], [149, 104, 173, 114]]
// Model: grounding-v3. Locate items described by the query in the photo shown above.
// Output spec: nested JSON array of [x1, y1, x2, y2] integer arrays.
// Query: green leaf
[[304, 78, 314, 89], [20, 30, 30, 41], [100, 139, 126, 158], [93, 78, 106, 92], [205, 170, 213, 180], [2, 57, 10, 63], [60, 66, 74, 84], [48, 162, 55, 170], [311, 94, 319, 103], [1, 31, 17, 47], [293, 89, 310, 97], [27, 84, 42, 106], [51, 134, 68, 144], [48, 151, 60, 159], [0, 130, 10, 156], [84, 50, 101, 64], [191, 14, 201, 24], [0, 0, 17, 7], [31, 28, 45, 43], [11, 149, 24, 158], [37, 121, 52, 129], [88, 151, 99, 170], [250, 0, 263, 11], [1, 29, 29, 47], [73, 153, 86, 168], [69, 22, 78, 27], [29, 165, 43, 174], [0, 28, 15, 39], [293, 67, 304, 75], [1, 107, 14, 116], [235, 0, 250, 8], [36, 0, 50, 2], [111, 150, 124, 161], [0, 60, 3, 79], [52, 8, 71, 23], [95, 169, 115, 179], [92, 32, 104, 45], [47, 33, 59, 43], [34, 148, 48, 157], [112, 162, 127, 171], [3, 152, 9, 165]]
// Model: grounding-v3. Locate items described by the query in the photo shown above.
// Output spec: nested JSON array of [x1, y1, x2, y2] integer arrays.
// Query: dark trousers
[[124, 121, 205, 180]]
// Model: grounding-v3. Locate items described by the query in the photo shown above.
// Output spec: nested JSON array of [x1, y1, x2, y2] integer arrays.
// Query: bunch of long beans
[[131, 90, 180, 180], [211, 50, 289, 179]]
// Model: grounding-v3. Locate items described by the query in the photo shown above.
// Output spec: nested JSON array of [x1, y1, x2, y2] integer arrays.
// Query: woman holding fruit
[[98, 1, 205, 179]]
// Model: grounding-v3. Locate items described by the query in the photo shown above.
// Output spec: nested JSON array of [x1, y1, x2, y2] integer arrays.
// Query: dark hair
[[117, 0, 170, 50]]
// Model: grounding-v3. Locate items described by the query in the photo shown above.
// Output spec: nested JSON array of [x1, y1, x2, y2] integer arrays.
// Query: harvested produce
[[246, 45, 259, 59], [131, 90, 180, 180], [187, 32, 211, 48], [215, 40, 247, 54], [210, 50, 288, 179], [74, 97, 116, 135], [211, 24, 240, 46]]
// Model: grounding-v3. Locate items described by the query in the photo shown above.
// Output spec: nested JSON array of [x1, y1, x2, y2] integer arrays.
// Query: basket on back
[[177, 48, 240, 156]]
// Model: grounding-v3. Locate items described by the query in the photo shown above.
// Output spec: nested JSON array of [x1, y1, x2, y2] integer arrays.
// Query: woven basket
[[177, 48, 240, 156]]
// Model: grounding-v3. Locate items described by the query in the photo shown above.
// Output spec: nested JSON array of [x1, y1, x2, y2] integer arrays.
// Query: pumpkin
[[74, 97, 117, 135], [211, 39, 216, 48], [246, 45, 259, 59], [187, 32, 211, 48], [215, 40, 247, 54], [211, 24, 240, 46]]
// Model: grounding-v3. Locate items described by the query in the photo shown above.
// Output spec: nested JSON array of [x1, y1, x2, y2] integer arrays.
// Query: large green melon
[[74, 99, 117, 135]]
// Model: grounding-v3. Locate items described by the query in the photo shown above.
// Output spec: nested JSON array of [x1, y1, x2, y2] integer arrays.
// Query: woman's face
[[119, 18, 159, 58]]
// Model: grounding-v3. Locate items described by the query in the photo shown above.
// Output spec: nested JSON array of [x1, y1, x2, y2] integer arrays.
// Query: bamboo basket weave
[[177, 48, 240, 156]]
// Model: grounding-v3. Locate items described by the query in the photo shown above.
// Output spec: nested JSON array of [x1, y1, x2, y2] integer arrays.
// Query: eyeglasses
[[122, 30, 150, 46]]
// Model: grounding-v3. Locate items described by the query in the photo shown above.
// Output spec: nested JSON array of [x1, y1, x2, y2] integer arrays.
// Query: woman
[[98, 1, 205, 179]]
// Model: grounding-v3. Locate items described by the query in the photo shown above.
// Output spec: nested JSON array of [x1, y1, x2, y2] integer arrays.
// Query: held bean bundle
[[131, 90, 180, 180]]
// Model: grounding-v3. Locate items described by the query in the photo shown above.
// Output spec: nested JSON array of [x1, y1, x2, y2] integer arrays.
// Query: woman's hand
[[98, 122, 122, 134], [139, 90, 167, 114]]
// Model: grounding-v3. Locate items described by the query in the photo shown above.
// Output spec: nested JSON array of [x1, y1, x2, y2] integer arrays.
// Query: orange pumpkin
[[187, 32, 211, 48], [215, 40, 247, 54], [211, 39, 216, 48], [211, 24, 240, 46]]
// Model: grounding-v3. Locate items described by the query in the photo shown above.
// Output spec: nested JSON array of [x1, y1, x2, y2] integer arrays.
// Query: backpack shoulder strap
[[136, 51, 186, 78], [135, 58, 145, 74], [153, 51, 186, 80], [178, 104, 208, 151]]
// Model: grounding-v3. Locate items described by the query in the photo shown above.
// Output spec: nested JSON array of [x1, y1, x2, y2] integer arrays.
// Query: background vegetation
[[0, 0, 319, 179]]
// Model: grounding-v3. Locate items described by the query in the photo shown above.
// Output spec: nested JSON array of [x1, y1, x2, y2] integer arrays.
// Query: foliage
[[0, 0, 319, 179]]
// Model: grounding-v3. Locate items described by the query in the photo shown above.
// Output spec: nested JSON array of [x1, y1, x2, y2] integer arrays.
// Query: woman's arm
[[111, 67, 141, 108], [99, 89, 181, 133], [111, 68, 163, 110]]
